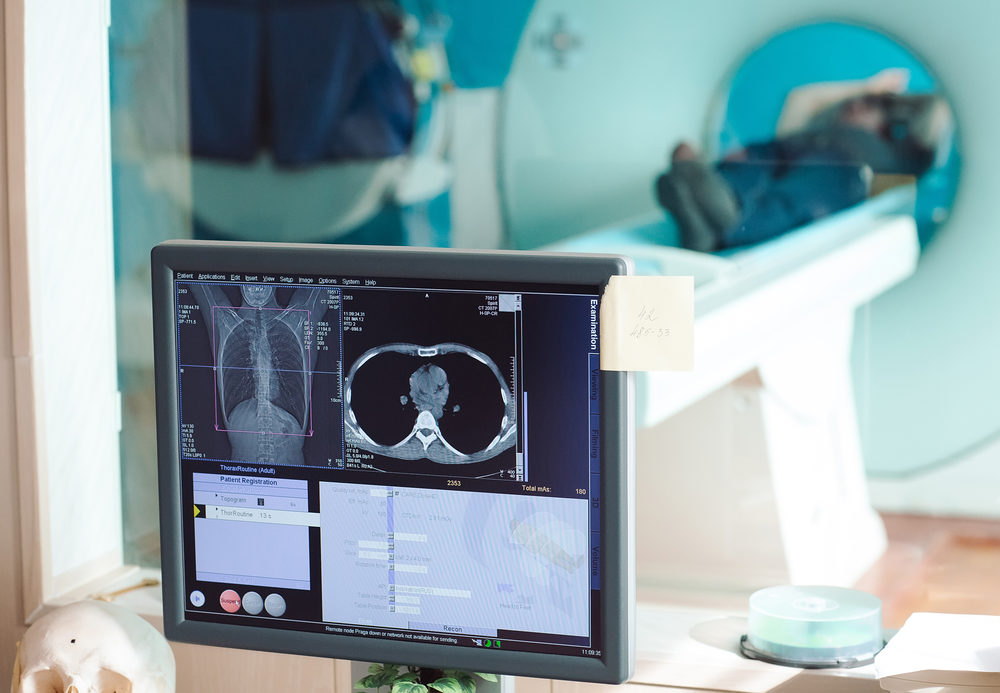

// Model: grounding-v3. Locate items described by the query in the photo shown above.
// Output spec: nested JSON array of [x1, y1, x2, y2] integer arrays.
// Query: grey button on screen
[[242, 591, 264, 615], [264, 593, 286, 617]]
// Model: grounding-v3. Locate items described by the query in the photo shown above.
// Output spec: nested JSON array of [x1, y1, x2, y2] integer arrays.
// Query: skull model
[[12, 600, 175, 693]]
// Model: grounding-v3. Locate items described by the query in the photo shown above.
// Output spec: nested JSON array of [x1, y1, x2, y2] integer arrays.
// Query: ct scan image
[[344, 342, 516, 463], [340, 288, 518, 479]]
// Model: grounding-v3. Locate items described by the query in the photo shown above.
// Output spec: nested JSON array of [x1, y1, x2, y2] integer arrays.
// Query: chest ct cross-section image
[[344, 341, 517, 465]]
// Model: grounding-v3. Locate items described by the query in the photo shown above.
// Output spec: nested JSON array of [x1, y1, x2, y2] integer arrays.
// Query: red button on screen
[[220, 589, 241, 613]]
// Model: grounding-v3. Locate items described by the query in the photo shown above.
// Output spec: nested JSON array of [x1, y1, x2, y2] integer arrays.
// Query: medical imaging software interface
[[173, 268, 605, 659]]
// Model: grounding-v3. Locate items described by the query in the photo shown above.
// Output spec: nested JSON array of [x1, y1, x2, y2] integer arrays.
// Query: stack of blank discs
[[741, 585, 883, 668]]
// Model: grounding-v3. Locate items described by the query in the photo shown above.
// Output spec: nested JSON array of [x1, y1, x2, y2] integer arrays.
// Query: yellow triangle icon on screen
[[194, 505, 201, 518]]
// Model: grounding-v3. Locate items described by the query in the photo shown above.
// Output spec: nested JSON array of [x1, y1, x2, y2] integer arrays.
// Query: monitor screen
[[152, 242, 634, 684]]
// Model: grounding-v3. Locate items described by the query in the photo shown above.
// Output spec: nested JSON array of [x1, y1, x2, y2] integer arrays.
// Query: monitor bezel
[[151, 241, 635, 684]]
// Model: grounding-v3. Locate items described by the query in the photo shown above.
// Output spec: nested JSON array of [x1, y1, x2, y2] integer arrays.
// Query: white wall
[[499, 0, 1000, 479]]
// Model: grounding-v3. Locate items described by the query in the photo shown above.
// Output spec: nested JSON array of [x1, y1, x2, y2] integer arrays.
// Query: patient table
[[551, 188, 919, 592]]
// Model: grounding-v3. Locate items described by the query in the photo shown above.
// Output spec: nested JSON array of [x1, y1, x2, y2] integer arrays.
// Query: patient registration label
[[599, 275, 693, 372]]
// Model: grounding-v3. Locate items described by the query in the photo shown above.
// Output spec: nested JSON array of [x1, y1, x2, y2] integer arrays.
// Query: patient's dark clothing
[[657, 124, 933, 251], [714, 128, 877, 248]]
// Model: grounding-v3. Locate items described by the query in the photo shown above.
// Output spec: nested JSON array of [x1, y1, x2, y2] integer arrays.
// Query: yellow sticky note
[[600, 275, 694, 371]]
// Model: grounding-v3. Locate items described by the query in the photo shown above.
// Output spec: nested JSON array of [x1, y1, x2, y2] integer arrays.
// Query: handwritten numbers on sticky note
[[629, 305, 671, 341], [600, 276, 693, 372]]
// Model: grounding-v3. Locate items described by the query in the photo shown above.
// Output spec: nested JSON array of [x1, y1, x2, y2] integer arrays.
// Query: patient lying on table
[[657, 69, 953, 252]]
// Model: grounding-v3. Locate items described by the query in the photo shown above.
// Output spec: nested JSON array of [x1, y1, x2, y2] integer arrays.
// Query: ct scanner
[[475, 2, 996, 686], [127, 0, 997, 593], [446, 0, 994, 594]]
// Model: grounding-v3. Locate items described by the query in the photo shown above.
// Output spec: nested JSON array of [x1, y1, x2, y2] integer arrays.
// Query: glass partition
[[110, 0, 998, 631]]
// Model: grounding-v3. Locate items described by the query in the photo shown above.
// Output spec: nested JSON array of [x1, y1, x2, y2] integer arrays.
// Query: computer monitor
[[152, 241, 635, 684]]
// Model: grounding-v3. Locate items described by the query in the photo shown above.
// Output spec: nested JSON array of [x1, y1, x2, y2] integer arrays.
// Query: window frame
[[3, 0, 126, 625]]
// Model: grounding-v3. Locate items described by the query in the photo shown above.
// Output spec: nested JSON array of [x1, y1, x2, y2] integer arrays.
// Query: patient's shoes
[[671, 142, 698, 163], [656, 169, 719, 252], [656, 152, 742, 252], [672, 160, 742, 235]]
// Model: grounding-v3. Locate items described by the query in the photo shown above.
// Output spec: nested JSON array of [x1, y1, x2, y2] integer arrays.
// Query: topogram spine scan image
[[181, 282, 341, 466], [344, 343, 517, 464]]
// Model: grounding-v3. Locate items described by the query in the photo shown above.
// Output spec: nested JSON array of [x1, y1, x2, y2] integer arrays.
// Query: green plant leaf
[[356, 663, 400, 690], [395, 673, 419, 683], [392, 682, 429, 693], [355, 676, 378, 690], [474, 673, 498, 683], [428, 677, 466, 693], [376, 666, 402, 688], [440, 671, 476, 693]]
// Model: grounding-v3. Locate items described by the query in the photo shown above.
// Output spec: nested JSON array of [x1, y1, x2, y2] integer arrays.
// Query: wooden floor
[[855, 513, 1000, 629]]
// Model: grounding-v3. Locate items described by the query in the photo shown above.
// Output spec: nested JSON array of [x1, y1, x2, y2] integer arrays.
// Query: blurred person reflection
[[136, 0, 420, 246]]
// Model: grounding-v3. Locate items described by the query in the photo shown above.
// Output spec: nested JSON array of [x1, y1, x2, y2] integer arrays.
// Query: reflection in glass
[[109, 2, 994, 633]]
